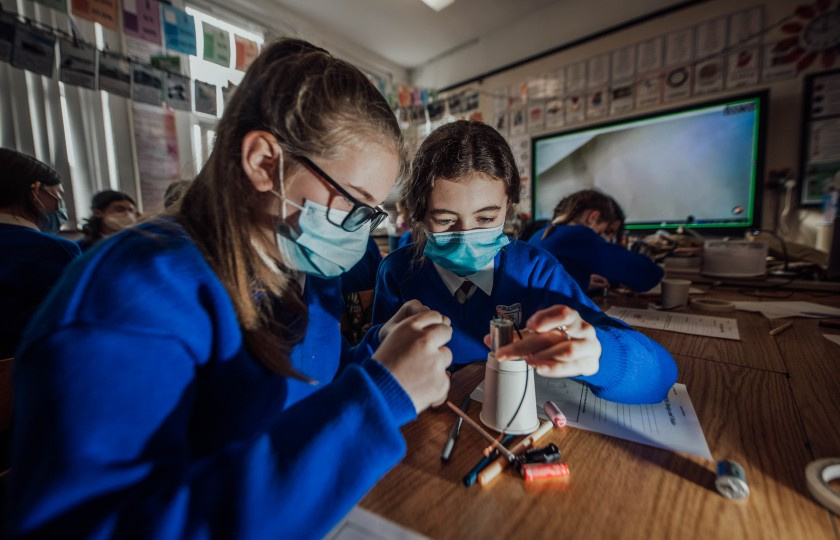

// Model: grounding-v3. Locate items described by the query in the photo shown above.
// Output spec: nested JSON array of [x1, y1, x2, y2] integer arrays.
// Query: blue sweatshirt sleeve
[[9, 325, 415, 540], [536, 260, 677, 404]]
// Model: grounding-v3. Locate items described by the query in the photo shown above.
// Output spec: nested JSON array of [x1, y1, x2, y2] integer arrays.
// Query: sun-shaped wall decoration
[[773, 0, 840, 72]]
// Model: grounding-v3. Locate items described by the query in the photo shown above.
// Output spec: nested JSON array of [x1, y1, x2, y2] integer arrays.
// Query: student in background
[[529, 189, 664, 292], [76, 190, 138, 252], [8, 39, 452, 539], [372, 120, 676, 404], [0, 148, 80, 359]]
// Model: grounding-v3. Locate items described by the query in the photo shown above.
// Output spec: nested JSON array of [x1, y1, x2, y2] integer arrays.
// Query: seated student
[[8, 38, 452, 539], [529, 190, 664, 292], [372, 121, 676, 404], [76, 190, 138, 252], [0, 148, 81, 359]]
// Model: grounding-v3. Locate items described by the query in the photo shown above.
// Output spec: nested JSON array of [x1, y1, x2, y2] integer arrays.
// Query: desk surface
[[362, 287, 840, 539]]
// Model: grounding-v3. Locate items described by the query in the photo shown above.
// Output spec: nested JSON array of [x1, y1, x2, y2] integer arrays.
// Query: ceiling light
[[421, 0, 455, 12]]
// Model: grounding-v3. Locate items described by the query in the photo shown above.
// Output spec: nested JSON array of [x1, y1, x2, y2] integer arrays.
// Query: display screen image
[[532, 92, 766, 232]]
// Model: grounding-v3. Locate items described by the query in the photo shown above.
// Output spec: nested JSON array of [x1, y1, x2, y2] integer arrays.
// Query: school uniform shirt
[[528, 224, 663, 292], [372, 240, 677, 405], [7, 219, 415, 540], [0, 215, 81, 358]]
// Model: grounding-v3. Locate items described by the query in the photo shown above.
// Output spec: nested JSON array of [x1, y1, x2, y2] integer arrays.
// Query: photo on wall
[[98, 51, 131, 97]]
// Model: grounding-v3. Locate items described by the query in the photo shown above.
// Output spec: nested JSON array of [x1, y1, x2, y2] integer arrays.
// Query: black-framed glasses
[[297, 155, 388, 232]]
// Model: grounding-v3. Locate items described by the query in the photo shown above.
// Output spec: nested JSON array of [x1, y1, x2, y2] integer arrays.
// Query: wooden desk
[[362, 290, 840, 539]]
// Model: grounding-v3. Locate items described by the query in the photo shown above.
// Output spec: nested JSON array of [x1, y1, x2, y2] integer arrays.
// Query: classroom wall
[[0, 0, 406, 226], [425, 0, 831, 248]]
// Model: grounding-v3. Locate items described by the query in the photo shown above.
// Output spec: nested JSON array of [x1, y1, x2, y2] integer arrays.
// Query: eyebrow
[[346, 184, 377, 205], [428, 205, 502, 216]]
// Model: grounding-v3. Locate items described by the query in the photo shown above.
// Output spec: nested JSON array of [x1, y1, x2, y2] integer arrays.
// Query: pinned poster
[[611, 46, 636, 82], [202, 22, 230, 67], [234, 35, 259, 71], [586, 88, 608, 120], [565, 61, 586, 93], [526, 100, 545, 131], [162, 4, 196, 56], [492, 86, 508, 112], [132, 63, 163, 105], [725, 47, 760, 88], [58, 38, 97, 89], [98, 51, 131, 97], [693, 57, 724, 95], [164, 73, 190, 111], [762, 42, 797, 82], [34, 0, 67, 12], [664, 27, 693, 67], [695, 17, 728, 57], [11, 23, 56, 77], [545, 98, 564, 128], [0, 13, 16, 63], [124, 0, 162, 46], [637, 37, 663, 74], [71, 0, 118, 31], [635, 74, 661, 109], [587, 54, 610, 89], [545, 70, 564, 98], [609, 82, 634, 116], [663, 65, 692, 102], [510, 105, 526, 136], [565, 95, 585, 124], [133, 104, 180, 213], [493, 110, 509, 135], [194, 80, 217, 116], [151, 54, 181, 74], [729, 6, 763, 48]]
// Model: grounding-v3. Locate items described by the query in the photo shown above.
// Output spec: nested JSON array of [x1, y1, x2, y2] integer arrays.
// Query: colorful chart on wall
[[123, 0, 162, 45], [162, 4, 196, 56], [71, 0, 118, 30]]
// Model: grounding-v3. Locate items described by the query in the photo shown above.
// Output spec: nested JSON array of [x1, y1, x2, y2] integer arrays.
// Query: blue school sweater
[[0, 223, 81, 358], [372, 241, 676, 404], [528, 224, 663, 292], [7, 220, 415, 540]]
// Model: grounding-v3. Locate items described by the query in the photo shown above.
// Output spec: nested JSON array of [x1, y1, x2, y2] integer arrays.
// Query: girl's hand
[[379, 300, 450, 342], [373, 310, 453, 413], [491, 305, 601, 378]]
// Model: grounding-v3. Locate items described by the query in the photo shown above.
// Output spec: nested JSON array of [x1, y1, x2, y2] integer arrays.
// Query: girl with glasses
[[372, 120, 676, 403], [8, 39, 452, 539]]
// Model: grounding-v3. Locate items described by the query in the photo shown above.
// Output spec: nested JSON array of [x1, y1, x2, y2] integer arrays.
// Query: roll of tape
[[806, 458, 840, 515], [691, 298, 736, 312]]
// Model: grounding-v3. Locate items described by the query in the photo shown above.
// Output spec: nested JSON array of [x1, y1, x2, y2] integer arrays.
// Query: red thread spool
[[518, 461, 570, 482]]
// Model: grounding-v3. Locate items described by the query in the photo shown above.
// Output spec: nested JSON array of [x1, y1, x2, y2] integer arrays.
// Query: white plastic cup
[[479, 352, 539, 435], [661, 278, 691, 309]]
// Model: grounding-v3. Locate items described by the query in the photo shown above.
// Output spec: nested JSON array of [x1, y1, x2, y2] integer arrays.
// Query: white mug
[[661, 278, 691, 309]]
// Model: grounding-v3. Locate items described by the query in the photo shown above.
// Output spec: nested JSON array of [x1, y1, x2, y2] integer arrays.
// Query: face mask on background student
[[37, 187, 69, 234], [103, 212, 137, 232], [423, 224, 510, 276], [272, 160, 369, 278]]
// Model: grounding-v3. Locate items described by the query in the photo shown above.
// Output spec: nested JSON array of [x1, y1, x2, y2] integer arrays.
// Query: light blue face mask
[[274, 195, 369, 279], [424, 224, 509, 276], [38, 187, 68, 234]]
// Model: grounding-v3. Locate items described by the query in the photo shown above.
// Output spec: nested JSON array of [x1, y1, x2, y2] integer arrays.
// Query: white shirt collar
[[433, 260, 495, 297], [0, 212, 39, 230]]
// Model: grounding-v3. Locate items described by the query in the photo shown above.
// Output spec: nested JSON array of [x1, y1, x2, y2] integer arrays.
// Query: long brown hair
[[541, 189, 625, 240], [178, 38, 403, 377], [403, 120, 519, 258]]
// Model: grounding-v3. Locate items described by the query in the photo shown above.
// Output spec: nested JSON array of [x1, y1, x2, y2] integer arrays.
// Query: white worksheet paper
[[733, 301, 840, 319], [607, 306, 740, 340], [324, 507, 427, 540], [824, 334, 840, 347], [471, 377, 713, 460]]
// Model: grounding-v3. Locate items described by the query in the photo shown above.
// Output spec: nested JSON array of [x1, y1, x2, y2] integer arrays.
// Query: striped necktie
[[454, 279, 475, 304]]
